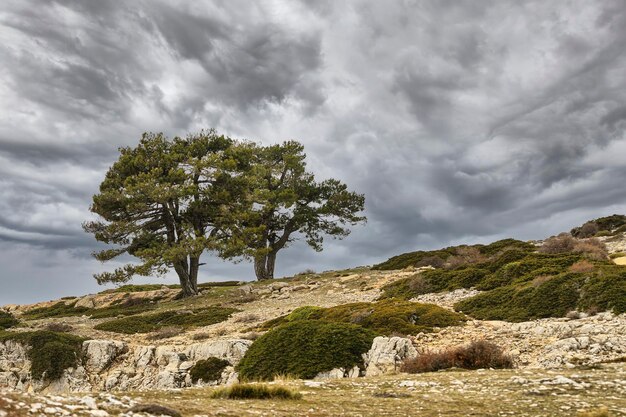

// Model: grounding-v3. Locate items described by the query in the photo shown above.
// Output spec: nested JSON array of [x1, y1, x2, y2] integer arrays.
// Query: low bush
[[0, 311, 18, 330], [147, 326, 184, 340], [261, 300, 465, 335], [400, 340, 513, 373], [540, 235, 608, 260], [94, 306, 238, 334], [0, 331, 84, 381], [23, 302, 90, 320], [190, 357, 231, 383], [237, 320, 376, 380], [211, 384, 302, 400], [43, 323, 74, 333]]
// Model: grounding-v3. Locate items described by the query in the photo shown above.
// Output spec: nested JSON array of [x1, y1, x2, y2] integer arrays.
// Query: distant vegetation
[[238, 320, 376, 380], [93, 306, 237, 334], [260, 300, 465, 335], [23, 296, 161, 320], [372, 239, 535, 270], [570, 214, 626, 238]]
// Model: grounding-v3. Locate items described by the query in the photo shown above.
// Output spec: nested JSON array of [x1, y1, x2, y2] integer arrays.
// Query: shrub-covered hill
[[372, 239, 535, 270], [378, 234, 626, 322], [570, 214, 626, 238]]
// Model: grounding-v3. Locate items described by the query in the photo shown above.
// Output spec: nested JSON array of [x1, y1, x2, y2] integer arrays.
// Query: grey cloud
[[2, 0, 626, 305]]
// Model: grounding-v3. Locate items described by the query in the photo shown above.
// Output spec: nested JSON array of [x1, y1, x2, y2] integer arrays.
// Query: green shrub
[[238, 320, 376, 380], [94, 306, 238, 334], [0, 331, 84, 381], [211, 384, 302, 400], [190, 357, 231, 383], [577, 268, 626, 314], [261, 300, 465, 335], [0, 311, 18, 330]]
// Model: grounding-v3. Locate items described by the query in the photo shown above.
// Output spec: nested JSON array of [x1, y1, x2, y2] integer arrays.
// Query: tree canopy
[[85, 130, 365, 296]]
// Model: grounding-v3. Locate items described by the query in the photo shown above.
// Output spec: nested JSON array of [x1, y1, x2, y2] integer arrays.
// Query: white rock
[[83, 340, 127, 373], [363, 336, 417, 377], [315, 368, 345, 379]]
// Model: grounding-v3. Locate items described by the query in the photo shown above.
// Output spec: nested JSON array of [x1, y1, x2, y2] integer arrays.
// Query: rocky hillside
[[1, 223, 625, 416]]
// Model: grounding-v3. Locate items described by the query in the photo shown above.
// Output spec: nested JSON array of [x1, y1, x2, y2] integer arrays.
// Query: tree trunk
[[173, 259, 198, 298], [254, 256, 270, 280], [254, 252, 278, 281]]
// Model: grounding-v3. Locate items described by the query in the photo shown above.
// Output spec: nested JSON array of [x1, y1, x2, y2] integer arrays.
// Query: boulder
[[363, 336, 417, 377], [185, 339, 252, 365], [83, 340, 127, 373]]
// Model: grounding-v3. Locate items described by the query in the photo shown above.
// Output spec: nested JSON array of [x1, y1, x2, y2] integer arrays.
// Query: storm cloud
[[1, 0, 626, 304]]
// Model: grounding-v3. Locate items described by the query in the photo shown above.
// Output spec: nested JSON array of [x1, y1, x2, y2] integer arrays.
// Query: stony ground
[[1, 364, 625, 416]]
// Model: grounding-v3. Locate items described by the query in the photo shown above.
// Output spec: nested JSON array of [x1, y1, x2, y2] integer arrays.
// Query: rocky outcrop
[[363, 336, 417, 377], [0, 338, 252, 393]]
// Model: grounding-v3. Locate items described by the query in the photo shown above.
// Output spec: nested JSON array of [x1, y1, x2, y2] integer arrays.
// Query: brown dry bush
[[415, 255, 445, 268], [401, 340, 513, 373], [539, 234, 577, 254], [531, 275, 554, 287], [445, 247, 486, 269], [572, 239, 608, 260], [569, 260, 596, 273]]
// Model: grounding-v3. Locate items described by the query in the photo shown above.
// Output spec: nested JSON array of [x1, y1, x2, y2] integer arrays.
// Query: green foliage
[[0, 331, 84, 381], [455, 265, 626, 321], [224, 140, 366, 280], [189, 357, 231, 383], [238, 320, 376, 380], [84, 130, 252, 296], [577, 267, 626, 314], [0, 311, 19, 330], [379, 252, 582, 299], [260, 300, 464, 335], [210, 384, 302, 400], [372, 239, 534, 270], [94, 306, 237, 334]]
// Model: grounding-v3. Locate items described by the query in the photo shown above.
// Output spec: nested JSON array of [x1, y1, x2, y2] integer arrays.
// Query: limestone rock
[[185, 339, 252, 365], [83, 340, 127, 373], [363, 336, 417, 377]]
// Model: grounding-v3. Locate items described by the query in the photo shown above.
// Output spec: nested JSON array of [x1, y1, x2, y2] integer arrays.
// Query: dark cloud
[[1, 0, 626, 304]]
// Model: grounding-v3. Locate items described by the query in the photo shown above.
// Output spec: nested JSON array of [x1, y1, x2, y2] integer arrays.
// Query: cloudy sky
[[1, 0, 626, 305]]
